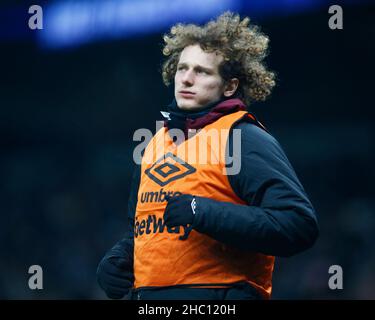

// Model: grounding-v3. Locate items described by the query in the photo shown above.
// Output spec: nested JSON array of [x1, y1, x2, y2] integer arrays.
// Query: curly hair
[[162, 12, 276, 105]]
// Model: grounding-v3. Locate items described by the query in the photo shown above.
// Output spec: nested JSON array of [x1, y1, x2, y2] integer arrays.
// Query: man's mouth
[[179, 91, 195, 97]]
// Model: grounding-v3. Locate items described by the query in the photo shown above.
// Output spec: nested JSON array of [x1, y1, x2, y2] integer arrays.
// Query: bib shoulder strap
[[242, 112, 269, 133]]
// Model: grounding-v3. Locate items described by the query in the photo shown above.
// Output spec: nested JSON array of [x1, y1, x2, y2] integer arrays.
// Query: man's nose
[[181, 69, 194, 86]]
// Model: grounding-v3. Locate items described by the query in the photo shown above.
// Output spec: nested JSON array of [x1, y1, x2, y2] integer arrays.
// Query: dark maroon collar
[[164, 98, 247, 138], [186, 98, 246, 131]]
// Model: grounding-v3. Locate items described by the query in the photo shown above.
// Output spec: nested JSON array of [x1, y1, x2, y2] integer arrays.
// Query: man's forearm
[[192, 196, 319, 257]]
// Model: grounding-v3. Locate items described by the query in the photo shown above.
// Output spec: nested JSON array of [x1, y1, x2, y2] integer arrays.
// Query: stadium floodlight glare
[[38, 0, 239, 49]]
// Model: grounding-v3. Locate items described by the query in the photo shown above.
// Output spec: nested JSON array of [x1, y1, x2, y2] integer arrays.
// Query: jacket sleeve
[[104, 163, 140, 258], [191, 122, 319, 257], [126, 163, 140, 240]]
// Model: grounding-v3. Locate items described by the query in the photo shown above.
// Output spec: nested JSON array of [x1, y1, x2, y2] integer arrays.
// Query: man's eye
[[197, 69, 207, 74], [177, 66, 186, 71]]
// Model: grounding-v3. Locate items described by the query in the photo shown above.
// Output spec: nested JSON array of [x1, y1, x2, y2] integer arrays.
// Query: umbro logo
[[145, 153, 196, 186]]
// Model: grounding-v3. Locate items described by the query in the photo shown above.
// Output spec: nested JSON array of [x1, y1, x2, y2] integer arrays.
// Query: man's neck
[[168, 97, 228, 119]]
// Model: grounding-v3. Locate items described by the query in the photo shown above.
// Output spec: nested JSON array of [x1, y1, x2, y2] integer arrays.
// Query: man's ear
[[223, 78, 239, 97]]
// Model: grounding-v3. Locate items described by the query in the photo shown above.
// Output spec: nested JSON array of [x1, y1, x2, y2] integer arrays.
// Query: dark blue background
[[0, 1, 374, 299]]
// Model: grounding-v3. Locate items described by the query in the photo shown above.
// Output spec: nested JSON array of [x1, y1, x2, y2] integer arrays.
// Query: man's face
[[174, 44, 226, 111]]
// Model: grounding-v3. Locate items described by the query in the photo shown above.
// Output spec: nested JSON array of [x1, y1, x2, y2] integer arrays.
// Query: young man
[[97, 12, 318, 300]]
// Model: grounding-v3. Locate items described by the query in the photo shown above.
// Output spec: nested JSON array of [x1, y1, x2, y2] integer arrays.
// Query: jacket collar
[[162, 98, 247, 138]]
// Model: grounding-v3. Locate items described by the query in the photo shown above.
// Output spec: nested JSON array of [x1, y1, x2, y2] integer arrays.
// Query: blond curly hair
[[162, 12, 276, 105]]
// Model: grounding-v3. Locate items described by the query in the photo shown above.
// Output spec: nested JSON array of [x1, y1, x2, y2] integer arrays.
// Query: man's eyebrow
[[177, 62, 214, 72]]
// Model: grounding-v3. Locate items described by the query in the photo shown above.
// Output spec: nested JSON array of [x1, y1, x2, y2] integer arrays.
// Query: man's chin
[[176, 100, 201, 111]]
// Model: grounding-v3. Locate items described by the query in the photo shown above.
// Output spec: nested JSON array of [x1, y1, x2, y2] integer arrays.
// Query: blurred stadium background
[[0, 0, 374, 299]]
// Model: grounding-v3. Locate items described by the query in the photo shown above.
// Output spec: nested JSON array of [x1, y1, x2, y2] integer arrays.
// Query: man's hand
[[164, 194, 196, 227], [96, 254, 134, 299]]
